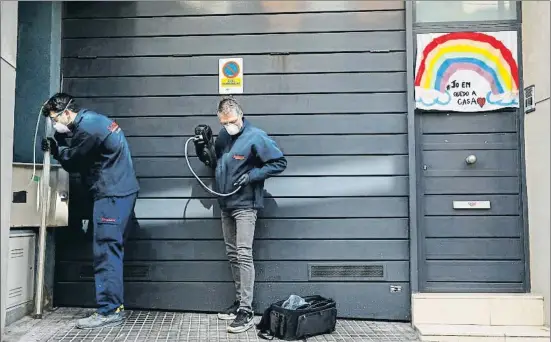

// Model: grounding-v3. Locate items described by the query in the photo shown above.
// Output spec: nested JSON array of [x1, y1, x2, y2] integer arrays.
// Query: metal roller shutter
[[55, 1, 409, 320]]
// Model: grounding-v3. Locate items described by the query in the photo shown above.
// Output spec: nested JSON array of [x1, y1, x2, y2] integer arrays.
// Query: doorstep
[[416, 323, 550, 342]]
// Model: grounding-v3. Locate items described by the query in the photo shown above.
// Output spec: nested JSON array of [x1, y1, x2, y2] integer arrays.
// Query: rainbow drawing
[[414, 31, 519, 110]]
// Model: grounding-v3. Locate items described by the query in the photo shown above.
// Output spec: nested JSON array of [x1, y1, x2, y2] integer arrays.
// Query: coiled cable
[[184, 137, 241, 197]]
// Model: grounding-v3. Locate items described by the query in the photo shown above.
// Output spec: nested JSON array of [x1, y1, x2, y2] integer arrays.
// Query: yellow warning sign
[[219, 58, 243, 94], [220, 77, 242, 88]]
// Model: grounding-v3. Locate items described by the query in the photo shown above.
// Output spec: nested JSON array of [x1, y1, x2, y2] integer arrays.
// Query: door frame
[[405, 1, 529, 293]]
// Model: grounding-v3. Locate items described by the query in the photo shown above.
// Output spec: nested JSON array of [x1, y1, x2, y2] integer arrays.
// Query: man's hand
[[41, 137, 59, 157], [193, 134, 204, 144], [54, 131, 71, 147], [233, 173, 250, 187]]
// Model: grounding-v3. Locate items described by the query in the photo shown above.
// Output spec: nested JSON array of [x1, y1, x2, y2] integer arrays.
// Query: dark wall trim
[[412, 22, 520, 33], [516, 3, 531, 293], [49, 2, 62, 100], [405, 1, 419, 294]]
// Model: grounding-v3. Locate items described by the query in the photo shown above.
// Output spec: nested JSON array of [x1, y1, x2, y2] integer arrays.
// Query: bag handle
[[306, 300, 333, 310], [257, 311, 283, 340], [257, 330, 275, 340], [257, 331, 308, 342]]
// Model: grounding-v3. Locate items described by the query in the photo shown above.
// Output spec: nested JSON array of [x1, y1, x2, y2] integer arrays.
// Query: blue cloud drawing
[[415, 89, 452, 106], [485, 91, 519, 106]]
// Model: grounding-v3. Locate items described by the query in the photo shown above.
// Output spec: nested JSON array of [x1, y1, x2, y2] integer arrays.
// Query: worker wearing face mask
[[195, 97, 287, 333], [40, 93, 140, 330]]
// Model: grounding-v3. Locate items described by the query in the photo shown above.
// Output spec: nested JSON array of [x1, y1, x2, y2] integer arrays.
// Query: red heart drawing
[[477, 97, 486, 108]]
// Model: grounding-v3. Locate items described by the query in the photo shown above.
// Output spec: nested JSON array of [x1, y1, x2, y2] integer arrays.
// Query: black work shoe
[[227, 309, 254, 333], [217, 300, 239, 320]]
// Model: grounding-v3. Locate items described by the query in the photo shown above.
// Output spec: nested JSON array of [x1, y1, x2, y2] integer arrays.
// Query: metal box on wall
[[6, 232, 36, 309], [10, 163, 69, 228]]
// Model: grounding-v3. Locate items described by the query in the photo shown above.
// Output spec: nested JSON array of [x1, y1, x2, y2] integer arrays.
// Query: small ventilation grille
[[524, 84, 536, 114], [79, 265, 150, 280], [10, 248, 24, 258], [309, 264, 384, 280], [8, 287, 23, 299]]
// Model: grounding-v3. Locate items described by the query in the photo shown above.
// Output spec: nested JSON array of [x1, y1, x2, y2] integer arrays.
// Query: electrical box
[[10, 163, 69, 228], [6, 232, 36, 309]]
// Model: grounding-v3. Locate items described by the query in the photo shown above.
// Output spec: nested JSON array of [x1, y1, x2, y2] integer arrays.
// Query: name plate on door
[[453, 200, 491, 209]]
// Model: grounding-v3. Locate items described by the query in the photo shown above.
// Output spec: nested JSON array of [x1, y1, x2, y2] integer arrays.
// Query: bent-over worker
[[41, 93, 140, 330]]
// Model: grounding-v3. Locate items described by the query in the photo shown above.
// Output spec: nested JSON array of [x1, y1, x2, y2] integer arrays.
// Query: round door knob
[[465, 155, 477, 164]]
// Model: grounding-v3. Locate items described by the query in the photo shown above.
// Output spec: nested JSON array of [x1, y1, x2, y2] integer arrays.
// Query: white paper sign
[[219, 58, 243, 94], [414, 31, 519, 112]]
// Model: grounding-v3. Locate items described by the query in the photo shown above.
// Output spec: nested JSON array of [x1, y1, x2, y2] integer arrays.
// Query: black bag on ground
[[256, 295, 337, 341]]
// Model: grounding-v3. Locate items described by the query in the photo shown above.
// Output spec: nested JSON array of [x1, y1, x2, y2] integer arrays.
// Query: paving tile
[[3, 307, 420, 342]]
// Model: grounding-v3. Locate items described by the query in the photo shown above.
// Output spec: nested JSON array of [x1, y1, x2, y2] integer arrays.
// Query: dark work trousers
[[92, 192, 138, 315]]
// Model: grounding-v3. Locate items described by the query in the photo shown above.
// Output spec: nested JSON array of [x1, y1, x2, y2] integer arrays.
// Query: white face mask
[[224, 123, 241, 135], [53, 121, 71, 134], [50, 99, 74, 134]]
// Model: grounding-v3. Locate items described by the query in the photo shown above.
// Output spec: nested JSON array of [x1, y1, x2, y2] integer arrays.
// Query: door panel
[[419, 111, 525, 293]]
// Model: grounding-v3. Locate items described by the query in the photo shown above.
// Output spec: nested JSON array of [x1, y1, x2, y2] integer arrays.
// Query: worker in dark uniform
[[195, 97, 287, 333], [41, 93, 140, 330]]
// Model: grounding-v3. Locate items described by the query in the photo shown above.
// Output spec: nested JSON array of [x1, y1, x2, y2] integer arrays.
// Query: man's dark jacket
[[213, 119, 287, 210], [54, 109, 140, 200]]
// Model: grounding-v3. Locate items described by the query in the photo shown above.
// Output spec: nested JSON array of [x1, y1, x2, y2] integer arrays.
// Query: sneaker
[[227, 309, 254, 333], [217, 300, 239, 320], [76, 306, 125, 330]]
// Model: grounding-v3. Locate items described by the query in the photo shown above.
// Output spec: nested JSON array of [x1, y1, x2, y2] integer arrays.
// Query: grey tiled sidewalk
[[3, 307, 420, 342]]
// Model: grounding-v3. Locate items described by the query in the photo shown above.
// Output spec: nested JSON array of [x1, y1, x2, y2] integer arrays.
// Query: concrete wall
[[522, 0, 551, 327], [1, 0, 19, 334]]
